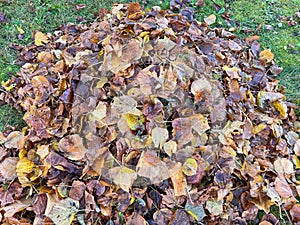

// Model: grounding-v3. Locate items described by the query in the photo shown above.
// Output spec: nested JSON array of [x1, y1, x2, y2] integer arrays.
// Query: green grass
[[192, 0, 300, 103], [0, 0, 299, 131]]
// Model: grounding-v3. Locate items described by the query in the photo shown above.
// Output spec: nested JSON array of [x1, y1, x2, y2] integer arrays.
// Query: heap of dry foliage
[[1, 1, 300, 225]]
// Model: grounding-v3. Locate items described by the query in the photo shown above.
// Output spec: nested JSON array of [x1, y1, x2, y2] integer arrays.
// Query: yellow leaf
[[16, 26, 25, 34], [139, 31, 149, 38], [254, 123, 267, 134], [272, 100, 287, 119], [182, 158, 198, 176], [1, 79, 15, 91], [260, 49, 274, 63], [293, 155, 300, 169], [123, 114, 145, 131], [16, 157, 35, 186], [34, 31, 49, 46]]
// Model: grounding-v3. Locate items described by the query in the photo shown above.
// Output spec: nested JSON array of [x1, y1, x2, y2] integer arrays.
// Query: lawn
[[0, 0, 299, 223]]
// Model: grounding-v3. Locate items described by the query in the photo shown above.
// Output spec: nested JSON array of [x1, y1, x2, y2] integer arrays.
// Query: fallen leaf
[[196, 0, 204, 8], [45, 195, 79, 225], [0, 157, 18, 181], [0, 198, 31, 218], [136, 150, 169, 185], [34, 31, 49, 46], [182, 158, 198, 176], [294, 139, 300, 156], [109, 166, 137, 192], [204, 14, 216, 25], [152, 127, 169, 148], [169, 162, 187, 196], [4, 131, 25, 149], [260, 49, 274, 63], [185, 203, 206, 221], [69, 181, 86, 201], [259, 221, 272, 225], [206, 199, 223, 216], [274, 174, 294, 199], [75, 4, 86, 10], [59, 134, 87, 161], [290, 204, 300, 221], [163, 140, 177, 156], [274, 158, 294, 175]]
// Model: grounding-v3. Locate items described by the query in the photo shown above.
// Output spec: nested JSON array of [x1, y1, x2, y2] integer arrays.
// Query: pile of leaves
[[1, 2, 300, 224]]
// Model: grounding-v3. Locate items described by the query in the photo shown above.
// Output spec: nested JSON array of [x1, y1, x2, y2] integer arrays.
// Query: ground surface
[[0, 0, 299, 130], [0, 0, 299, 224]]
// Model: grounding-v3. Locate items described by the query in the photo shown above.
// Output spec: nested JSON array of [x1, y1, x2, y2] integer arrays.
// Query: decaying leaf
[[59, 134, 87, 161], [109, 166, 137, 192], [45, 195, 79, 225], [0, 157, 18, 181], [206, 199, 223, 216], [0, 2, 298, 224], [152, 127, 169, 148], [182, 158, 198, 176], [274, 174, 294, 199], [185, 203, 206, 221]]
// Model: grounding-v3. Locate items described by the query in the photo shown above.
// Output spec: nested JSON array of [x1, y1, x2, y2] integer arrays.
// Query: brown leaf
[[170, 209, 191, 225], [4, 131, 25, 149], [75, 4, 86, 10], [109, 166, 137, 192], [274, 174, 294, 199], [169, 162, 187, 196], [290, 204, 300, 221], [59, 134, 87, 161], [69, 181, 86, 201], [127, 213, 147, 225], [196, 0, 204, 8], [136, 150, 169, 185]]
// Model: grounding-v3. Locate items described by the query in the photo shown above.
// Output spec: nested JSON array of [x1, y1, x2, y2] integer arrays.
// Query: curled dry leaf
[[4, 131, 25, 149]]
